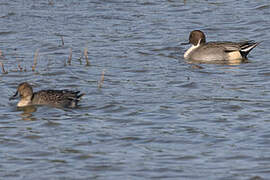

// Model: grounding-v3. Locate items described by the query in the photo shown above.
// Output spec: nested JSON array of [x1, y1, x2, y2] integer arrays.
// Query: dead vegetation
[[98, 69, 106, 89], [84, 47, 90, 66], [32, 49, 39, 71], [2, 44, 103, 88], [0, 61, 8, 74], [67, 48, 72, 65]]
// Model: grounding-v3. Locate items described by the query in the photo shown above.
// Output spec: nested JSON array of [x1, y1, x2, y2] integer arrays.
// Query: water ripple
[[0, 0, 269, 179]]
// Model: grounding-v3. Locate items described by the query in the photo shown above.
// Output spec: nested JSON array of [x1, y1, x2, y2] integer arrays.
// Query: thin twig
[[0, 61, 8, 74], [84, 47, 90, 66], [67, 48, 72, 65], [98, 69, 106, 89], [32, 49, 39, 71]]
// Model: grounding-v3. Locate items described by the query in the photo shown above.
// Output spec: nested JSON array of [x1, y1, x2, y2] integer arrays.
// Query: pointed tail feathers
[[240, 41, 260, 58]]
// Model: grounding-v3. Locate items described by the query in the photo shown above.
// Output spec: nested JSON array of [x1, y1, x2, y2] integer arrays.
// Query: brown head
[[189, 30, 206, 46], [9, 82, 33, 100]]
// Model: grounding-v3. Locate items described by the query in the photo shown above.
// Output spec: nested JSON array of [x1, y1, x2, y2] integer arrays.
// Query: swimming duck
[[9, 82, 84, 108], [184, 30, 259, 62]]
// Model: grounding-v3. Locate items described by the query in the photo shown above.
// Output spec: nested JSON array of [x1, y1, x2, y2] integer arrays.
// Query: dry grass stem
[[98, 69, 106, 89], [67, 48, 72, 65], [0, 61, 7, 74], [32, 49, 39, 71], [84, 47, 90, 66]]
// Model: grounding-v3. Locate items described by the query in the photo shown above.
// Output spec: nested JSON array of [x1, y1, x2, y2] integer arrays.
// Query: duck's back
[[189, 41, 246, 61], [32, 90, 84, 108]]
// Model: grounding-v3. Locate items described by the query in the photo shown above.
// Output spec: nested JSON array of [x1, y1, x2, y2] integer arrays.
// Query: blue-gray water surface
[[0, 0, 270, 179]]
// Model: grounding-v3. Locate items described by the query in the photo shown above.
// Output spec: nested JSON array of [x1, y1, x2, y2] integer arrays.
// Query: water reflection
[[18, 106, 37, 121], [186, 59, 248, 65]]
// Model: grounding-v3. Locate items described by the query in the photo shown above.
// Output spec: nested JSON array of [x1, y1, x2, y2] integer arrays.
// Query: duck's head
[[188, 30, 206, 46], [9, 82, 33, 100]]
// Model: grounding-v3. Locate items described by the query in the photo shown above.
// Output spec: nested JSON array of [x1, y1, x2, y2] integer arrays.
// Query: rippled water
[[1, 0, 270, 179]]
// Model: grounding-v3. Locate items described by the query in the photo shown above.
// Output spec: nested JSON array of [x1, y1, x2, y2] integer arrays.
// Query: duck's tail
[[240, 41, 260, 58], [77, 92, 85, 100]]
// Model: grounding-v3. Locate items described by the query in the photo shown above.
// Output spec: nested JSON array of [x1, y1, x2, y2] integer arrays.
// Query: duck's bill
[[9, 91, 18, 100], [181, 42, 190, 45]]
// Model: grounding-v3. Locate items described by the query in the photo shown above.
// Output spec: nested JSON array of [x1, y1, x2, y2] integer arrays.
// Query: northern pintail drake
[[9, 82, 84, 108], [184, 30, 259, 62]]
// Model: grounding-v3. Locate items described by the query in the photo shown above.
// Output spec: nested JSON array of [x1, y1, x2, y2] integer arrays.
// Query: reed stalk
[[32, 49, 39, 71], [67, 48, 72, 65], [0, 61, 7, 74], [98, 69, 106, 89], [84, 47, 90, 66]]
